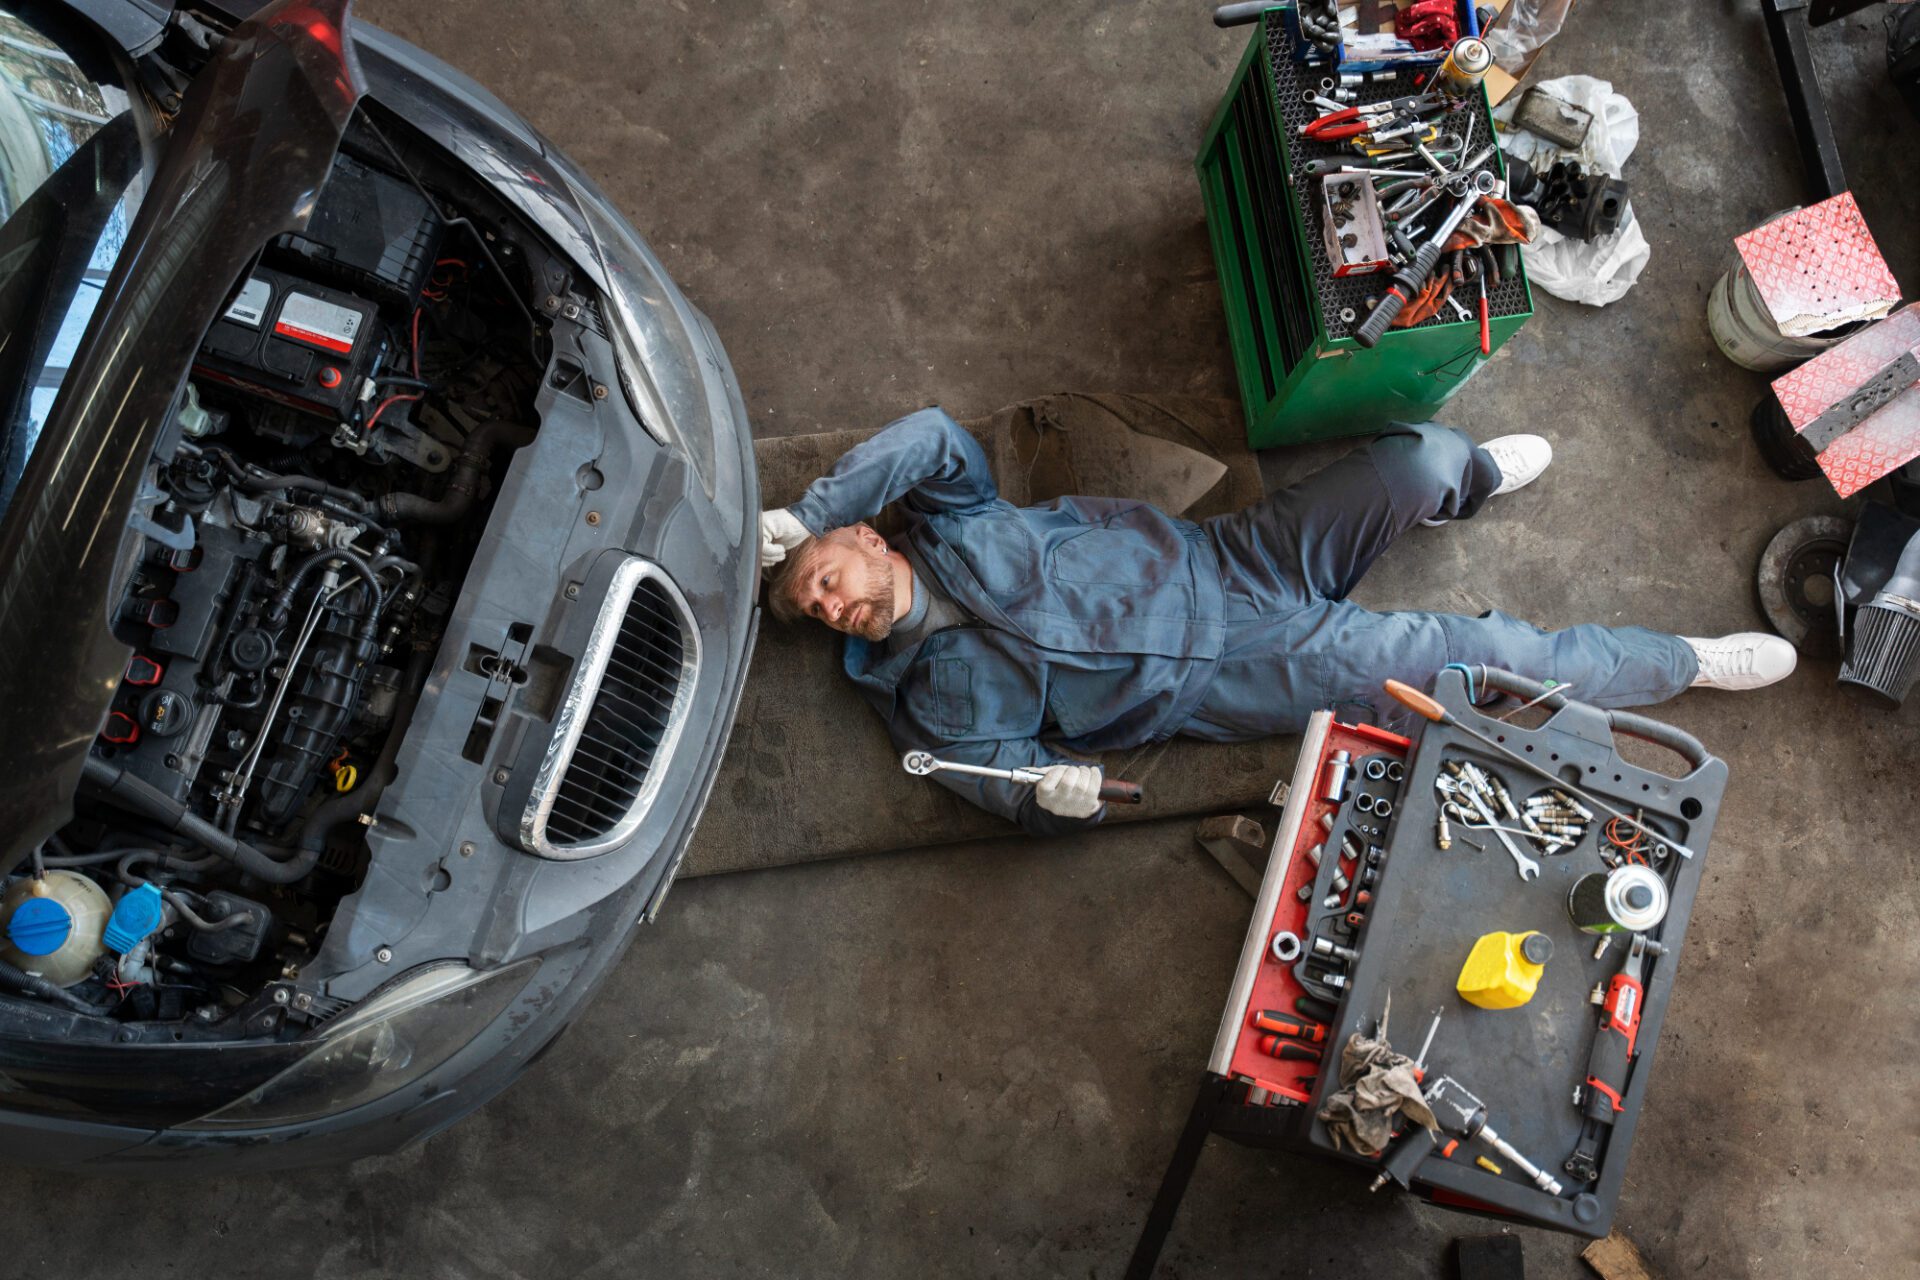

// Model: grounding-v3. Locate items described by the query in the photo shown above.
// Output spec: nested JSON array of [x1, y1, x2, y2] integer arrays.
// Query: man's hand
[[1034, 764, 1103, 819], [758, 508, 811, 570]]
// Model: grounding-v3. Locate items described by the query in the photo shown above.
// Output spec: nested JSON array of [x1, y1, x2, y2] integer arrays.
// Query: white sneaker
[[1485, 434, 1554, 496], [1424, 434, 1553, 525], [1684, 633, 1798, 691]]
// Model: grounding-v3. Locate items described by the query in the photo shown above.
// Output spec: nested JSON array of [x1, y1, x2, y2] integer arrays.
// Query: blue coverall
[[787, 409, 1698, 835]]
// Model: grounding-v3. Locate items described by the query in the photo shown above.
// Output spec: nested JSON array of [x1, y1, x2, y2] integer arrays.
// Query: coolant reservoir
[[1, 871, 111, 987], [1456, 930, 1553, 1010]]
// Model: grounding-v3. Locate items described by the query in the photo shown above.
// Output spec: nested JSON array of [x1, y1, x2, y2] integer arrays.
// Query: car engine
[[7, 124, 558, 1027]]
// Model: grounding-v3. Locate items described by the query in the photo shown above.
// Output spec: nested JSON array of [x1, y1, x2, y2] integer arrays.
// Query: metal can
[[1566, 865, 1669, 936], [1437, 37, 1493, 96]]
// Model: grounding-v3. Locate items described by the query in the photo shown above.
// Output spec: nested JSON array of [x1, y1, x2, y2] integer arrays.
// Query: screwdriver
[[1251, 1010, 1327, 1043], [1258, 1036, 1322, 1062]]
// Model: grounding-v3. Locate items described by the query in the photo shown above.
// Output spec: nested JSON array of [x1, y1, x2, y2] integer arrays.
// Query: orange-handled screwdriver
[[1251, 1010, 1327, 1043], [1258, 1036, 1322, 1062]]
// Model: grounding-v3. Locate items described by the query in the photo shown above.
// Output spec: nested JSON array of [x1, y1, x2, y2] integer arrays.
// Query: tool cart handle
[[1213, 3, 1274, 28], [1474, 669, 1712, 772]]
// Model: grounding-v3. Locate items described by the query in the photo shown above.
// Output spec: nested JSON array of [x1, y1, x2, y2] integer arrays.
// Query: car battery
[[194, 265, 385, 423], [1199, 670, 1726, 1238]]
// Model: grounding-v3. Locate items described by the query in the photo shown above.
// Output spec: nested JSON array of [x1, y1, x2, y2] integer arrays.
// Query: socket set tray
[[1208, 669, 1727, 1238]]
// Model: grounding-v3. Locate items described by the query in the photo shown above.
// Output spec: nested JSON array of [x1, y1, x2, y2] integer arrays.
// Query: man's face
[[789, 527, 897, 640]]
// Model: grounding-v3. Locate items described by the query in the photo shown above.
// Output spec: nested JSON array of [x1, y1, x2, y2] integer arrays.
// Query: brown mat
[[681, 393, 1295, 877]]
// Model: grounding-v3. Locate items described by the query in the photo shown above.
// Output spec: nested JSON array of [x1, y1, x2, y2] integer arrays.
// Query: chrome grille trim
[[520, 556, 701, 860]]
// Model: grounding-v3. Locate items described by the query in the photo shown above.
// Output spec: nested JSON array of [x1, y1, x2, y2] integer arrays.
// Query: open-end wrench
[[900, 751, 1144, 803], [1459, 784, 1539, 880]]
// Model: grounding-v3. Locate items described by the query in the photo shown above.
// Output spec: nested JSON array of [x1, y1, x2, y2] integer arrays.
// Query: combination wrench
[[1457, 782, 1539, 880]]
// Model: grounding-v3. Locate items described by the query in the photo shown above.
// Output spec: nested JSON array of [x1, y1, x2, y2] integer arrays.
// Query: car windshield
[[0, 9, 146, 520]]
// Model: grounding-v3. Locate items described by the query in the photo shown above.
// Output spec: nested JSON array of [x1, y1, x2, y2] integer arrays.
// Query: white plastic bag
[[1495, 75, 1649, 307]]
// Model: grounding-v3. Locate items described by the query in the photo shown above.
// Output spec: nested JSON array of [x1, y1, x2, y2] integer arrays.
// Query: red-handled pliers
[[1303, 105, 1376, 142]]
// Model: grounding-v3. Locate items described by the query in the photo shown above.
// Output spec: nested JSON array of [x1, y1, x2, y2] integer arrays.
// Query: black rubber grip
[[1214, 2, 1273, 28], [1354, 288, 1407, 348], [1099, 778, 1145, 804], [1355, 241, 1443, 347], [1474, 668, 1712, 771]]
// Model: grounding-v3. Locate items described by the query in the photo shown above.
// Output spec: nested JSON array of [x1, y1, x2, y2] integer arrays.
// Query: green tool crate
[[1197, 10, 1533, 449]]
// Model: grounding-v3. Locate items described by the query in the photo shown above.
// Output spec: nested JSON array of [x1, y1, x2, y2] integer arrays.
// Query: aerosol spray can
[[1566, 865, 1668, 936], [1436, 37, 1493, 97]]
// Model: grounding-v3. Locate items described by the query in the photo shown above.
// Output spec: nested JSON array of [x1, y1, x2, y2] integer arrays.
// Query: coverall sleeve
[[897, 732, 1108, 839], [787, 407, 999, 534]]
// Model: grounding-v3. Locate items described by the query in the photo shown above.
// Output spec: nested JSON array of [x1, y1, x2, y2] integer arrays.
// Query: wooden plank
[[1582, 1230, 1659, 1280]]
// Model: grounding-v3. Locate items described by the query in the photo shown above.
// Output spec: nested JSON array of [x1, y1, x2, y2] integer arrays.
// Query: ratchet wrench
[[1459, 783, 1539, 880], [900, 751, 1144, 804]]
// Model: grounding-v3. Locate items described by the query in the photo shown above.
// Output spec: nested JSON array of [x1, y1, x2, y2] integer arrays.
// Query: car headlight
[[573, 189, 720, 497], [183, 959, 540, 1130]]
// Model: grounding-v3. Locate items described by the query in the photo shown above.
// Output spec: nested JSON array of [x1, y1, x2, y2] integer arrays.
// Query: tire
[[1749, 394, 1824, 482], [1756, 515, 1853, 658]]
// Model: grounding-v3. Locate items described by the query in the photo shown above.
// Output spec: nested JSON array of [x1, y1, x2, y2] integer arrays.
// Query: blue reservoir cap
[[8, 897, 74, 957], [104, 883, 165, 955]]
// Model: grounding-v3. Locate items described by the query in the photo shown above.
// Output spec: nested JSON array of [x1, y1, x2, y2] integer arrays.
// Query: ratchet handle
[[1355, 241, 1444, 348], [1099, 778, 1145, 804], [1213, 2, 1273, 27]]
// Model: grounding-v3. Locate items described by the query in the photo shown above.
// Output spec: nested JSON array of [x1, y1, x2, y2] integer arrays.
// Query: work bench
[[1127, 670, 1727, 1276]]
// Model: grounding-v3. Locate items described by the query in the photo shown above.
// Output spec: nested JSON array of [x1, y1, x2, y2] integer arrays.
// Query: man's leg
[[1205, 423, 1501, 605], [1181, 600, 1700, 742]]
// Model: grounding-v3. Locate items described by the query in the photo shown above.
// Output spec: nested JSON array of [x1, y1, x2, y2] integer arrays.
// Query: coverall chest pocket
[[930, 658, 974, 738], [1046, 522, 1140, 587]]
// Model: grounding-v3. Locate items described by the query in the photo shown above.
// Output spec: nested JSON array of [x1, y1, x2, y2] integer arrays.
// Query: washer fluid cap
[[8, 897, 74, 956], [104, 883, 166, 955]]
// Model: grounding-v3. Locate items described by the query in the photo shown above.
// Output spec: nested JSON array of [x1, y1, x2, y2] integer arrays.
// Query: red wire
[[410, 307, 422, 378], [367, 393, 420, 431]]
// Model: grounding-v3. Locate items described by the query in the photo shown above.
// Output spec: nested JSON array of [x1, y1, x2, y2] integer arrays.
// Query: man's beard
[[851, 551, 896, 640]]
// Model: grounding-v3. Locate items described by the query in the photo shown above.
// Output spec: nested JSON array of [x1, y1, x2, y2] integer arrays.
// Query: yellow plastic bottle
[[1455, 930, 1554, 1010]]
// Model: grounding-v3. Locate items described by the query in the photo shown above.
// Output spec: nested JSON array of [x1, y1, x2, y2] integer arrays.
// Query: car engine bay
[[3, 116, 567, 1032]]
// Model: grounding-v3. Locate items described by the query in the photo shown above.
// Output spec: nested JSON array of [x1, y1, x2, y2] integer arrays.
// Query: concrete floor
[[14, 2, 1920, 1277]]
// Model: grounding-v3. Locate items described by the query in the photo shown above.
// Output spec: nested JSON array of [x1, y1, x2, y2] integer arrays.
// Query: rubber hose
[[269, 546, 387, 626], [230, 468, 372, 514], [0, 956, 108, 1015], [78, 757, 310, 885], [163, 891, 246, 933], [376, 419, 535, 525]]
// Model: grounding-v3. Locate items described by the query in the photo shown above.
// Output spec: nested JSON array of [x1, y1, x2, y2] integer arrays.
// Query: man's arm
[[787, 407, 999, 535], [899, 733, 1108, 838]]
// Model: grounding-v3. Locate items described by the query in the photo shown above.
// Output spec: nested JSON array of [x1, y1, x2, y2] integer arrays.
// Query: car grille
[[520, 557, 700, 859]]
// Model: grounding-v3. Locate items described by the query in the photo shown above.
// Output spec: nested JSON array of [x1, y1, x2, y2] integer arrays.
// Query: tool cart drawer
[[1206, 670, 1726, 1238]]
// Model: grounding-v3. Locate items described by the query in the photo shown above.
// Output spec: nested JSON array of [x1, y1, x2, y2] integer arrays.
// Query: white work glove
[[1034, 764, 1104, 820], [758, 508, 811, 570]]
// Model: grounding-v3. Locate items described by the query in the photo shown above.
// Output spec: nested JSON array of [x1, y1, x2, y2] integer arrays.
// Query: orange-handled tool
[[1381, 679, 1689, 857], [1251, 1010, 1327, 1043]]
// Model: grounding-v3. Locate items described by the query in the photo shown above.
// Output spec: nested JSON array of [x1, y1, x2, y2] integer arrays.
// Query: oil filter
[[1567, 865, 1668, 936]]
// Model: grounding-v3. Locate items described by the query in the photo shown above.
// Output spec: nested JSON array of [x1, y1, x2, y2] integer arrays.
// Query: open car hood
[[0, 0, 366, 871]]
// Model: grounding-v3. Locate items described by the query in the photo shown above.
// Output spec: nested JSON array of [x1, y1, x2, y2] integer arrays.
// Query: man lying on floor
[[758, 409, 1794, 835]]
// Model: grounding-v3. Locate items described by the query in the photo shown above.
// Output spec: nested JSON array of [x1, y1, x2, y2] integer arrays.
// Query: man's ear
[[852, 522, 888, 554]]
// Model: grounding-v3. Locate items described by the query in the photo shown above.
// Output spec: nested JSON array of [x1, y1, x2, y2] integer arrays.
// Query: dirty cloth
[[1317, 1030, 1439, 1157]]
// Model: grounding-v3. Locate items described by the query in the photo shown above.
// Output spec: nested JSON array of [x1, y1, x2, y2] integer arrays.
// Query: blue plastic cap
[[104, 883, 165, 955], [8, 897, 74, 957]]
